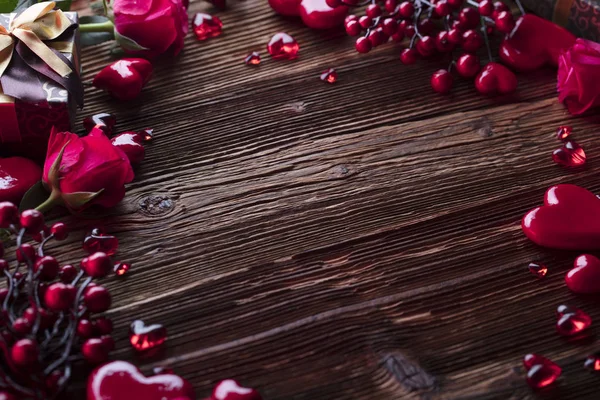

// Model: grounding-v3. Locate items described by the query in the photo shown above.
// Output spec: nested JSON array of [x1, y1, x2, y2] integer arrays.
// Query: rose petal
[[114, 0, 155, 16]]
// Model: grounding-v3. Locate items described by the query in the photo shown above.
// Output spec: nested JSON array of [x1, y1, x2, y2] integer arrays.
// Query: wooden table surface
[[68, 0, 600, 398]]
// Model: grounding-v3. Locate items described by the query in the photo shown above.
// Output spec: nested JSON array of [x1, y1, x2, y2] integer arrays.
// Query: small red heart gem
[[211, 379, 262, 400], [129, 320, 167, 351], [555, 304, 592, 336], [83, 228, 119, 256], [522, 184, 600, 250], [87, 360, 195, 400], [475, 62, 517, 95], [552, 140, 586, 167], [499, 14, 576, 71], [522, 353, 561, 389], [566, 255, 600, 294]]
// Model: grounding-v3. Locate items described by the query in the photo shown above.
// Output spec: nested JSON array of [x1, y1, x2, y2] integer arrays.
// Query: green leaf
[[62, 189, 103, 210], [0, 0, 19, 13], [19, 181, 50, 212], [114, 30, 148, 52], [55, 0, 72, 11], [80, 16, 115, 47]]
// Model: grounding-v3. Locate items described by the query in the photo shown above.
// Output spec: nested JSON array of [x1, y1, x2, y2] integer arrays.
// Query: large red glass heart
[[522, 184, 600, 249], [566, 254, 600, 293], [87, 361, 195, 400], [499, 14, 576, 71]]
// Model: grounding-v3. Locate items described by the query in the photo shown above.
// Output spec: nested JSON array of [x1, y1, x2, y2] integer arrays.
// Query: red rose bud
[[111, 132, 146, 165], [0, 157, 42, 204], [114, 0, 189, 58], [93, 59, 153, 101], [558, 38, 600, 115], [41, 128, 134, 212]]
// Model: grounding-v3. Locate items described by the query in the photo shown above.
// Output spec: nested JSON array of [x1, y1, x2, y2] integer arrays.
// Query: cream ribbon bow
[[0, 1, 73, 80]]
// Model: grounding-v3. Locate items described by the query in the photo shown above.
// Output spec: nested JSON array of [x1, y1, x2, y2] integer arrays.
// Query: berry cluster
[[0, 203, 126, 399], [336, 0, 524, 94]]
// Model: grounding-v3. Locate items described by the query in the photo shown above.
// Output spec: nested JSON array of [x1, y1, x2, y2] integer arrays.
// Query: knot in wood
[[138, 195, 174, 216]]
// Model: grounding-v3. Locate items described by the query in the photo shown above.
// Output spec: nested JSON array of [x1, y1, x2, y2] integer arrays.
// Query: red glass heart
[[83, 229, 119, 256], [552, 141, 586, 167], [211, 379, 262, 400], [522, 184, 600, 250], [0, 157, 42, 204], [299, 0, 348, 30], [267, 33, 299, 60], [499, 14, 576, 71], [474, 62, 517, 95], [522, 354, 561, 389], [528, 262, 548, 278], [584, 353, 600, 371], [555, 305, 592, 336], [87, 361, 195, 400], [566, 254, 600, 294], [268, 0, 302, 16], [129, 320, 167, 351]]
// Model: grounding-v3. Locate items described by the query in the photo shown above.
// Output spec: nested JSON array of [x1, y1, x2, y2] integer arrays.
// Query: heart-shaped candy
[[566, 255, 600, 293], [522, 184, 600, 250], [475, 62, 517, 95], [87, 361, 195, 400], [111, 132, 146, 165], [129, 320, 167, 351], [211, 379, 262, 400], [0, 157, 42, 204], [93, 58, 153, 101], [299, 0, 348, 30], [500, 14, 576, 71], [552, 141, 586, 167]]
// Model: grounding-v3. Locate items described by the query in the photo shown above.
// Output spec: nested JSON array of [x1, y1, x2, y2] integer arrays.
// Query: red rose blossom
[[41, 128, 134, 212], [113, 0, 189, 58], [557, 38, 600, 115]]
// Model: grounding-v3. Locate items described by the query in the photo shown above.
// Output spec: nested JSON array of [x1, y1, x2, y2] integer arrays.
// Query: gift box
[[521, 0, 600, 41], [0, 2, 83, 160]]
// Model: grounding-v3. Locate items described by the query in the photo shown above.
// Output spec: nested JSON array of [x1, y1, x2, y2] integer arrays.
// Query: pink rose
[[113, 0, 189, 58], [41, 128, 134, 212], [557, 38, 600, 115]]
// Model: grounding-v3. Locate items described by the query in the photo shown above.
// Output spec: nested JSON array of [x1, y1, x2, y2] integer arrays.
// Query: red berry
[[355, 37, 372, 53], [399, 1, 414, 18], [345, 19, 361, 36], [478, 0, 493, 16], [459, 7, 479, 29], [0, 259, 8, 273], [456, 53, 481, 77], [494, 10, 515, 33], [83, 286, 111, 313], [44, 283, 76, 312], [59, 264, 78, 283], [11, 339, 39, 368], [447, 0, 463, 7], [81, 252, 112, 278], [447, 28, 463, 44], [16, 244, 35, 264], [326, 0, 341, 7], [418, 18, 435, 35], [100, 335, 115, 351], [23, 307, 53, 329], [0, 202, 17, 228], [404, 23, 416, 37], [382, 18, 398, 36], [391, 30, 405, 42], [416, 36, 436, 57], [492, 0, 509, 19], [34, 256, 59, 281], [368, 29, 385, 47], [461, 29, 483, 52], [384, 0, 397, 13], [12, 317, 32, 335], [19, 209, 44, 233], [50, 222, 68, 240], [77, 319, 95, 338], [46, 370, 63, 394], [94, 317, 114, 335], [358, 15, 372, 29], [400, 48, 417, 64], [365, 4, 381, 18], [82, 338, 109, 364], [431, 69, 453, 94], [434, 0, 451, 17], [435, 31, 455, 52], [345, 14, 357, 24]]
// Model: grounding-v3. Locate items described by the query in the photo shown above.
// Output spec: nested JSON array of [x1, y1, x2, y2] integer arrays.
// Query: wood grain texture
[[60, 0, 600, 398]]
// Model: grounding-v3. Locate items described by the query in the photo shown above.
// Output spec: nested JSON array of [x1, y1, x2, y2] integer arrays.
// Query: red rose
[[557, 38, 600, 115], [113, 0, 189, 58], [41, 128, 134, 212]]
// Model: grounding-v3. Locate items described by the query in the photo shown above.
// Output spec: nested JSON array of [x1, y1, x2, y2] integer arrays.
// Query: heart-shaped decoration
[[129, 320, 167, 351], [111, 132, 146, 165], [87, 361, 195, 400], [522, 184, 600, 250], [552, 141, 586, 167], [0, 157, 42, 204], [93, 58, 153, 101], [566, 254, 600, 293], [499, 14, 576, 71], [299, 0, 348, 29], [211, 379, 262, 400], [475, 62, 517, 95], [268, 0, 302, 15]]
